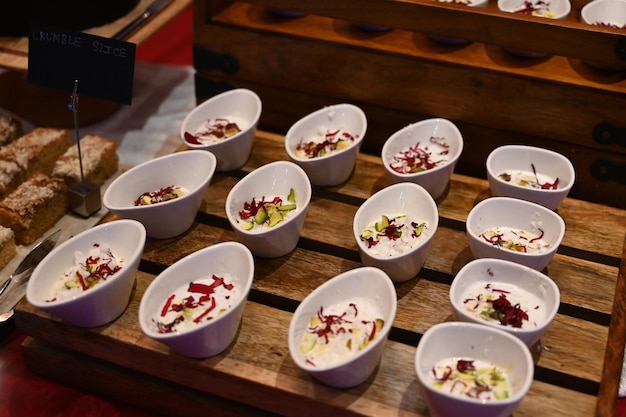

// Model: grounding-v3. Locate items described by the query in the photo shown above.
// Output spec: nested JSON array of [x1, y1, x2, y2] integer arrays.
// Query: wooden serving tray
[[14, 130, 626, 416]]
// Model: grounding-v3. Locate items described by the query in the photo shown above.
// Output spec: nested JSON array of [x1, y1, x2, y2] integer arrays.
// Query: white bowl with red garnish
[[225, 160, 312, 258], [180, 88, 262, 171], [288, 266, 397, 388], [353, 182, 439, 282], [284, 103, 367, 186], [466, 196, 565, 271], [415, 321, 534, 417], [103, 150, 217, 239], [449, 258, 560, 347], [381, 118, 464, 200], [138, 241, 254, 358], [486, 145, 575, 210], [26, 219, 146, 327]]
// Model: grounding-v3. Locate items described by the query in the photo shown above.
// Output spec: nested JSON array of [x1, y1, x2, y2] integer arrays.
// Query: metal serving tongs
[[0, 229, 62, 321]]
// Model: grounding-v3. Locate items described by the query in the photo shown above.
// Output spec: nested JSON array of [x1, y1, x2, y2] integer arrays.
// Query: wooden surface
[[191, 0, 626, 210], [13, 130, 626, 417], [0, 0, 192, 72]]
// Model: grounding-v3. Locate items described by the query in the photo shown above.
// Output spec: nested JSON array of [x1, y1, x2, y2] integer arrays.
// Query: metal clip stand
[[68, 79, 102, 218]]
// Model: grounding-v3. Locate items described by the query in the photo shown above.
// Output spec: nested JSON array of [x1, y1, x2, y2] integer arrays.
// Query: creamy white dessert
[[184, 116, 247, 145], [133, 185, 188, 206], [299, 297, 384, 367], [294, 127, 357, 159], [431, 357, 513, 400], [389, 136, 450, 174], [153, 273, 240, 334], [360, 214, 428, 257], [237, 188, 297, 232], [479, 226, 550, 254], [462, 281, 544, 328], [498, 164, 559, 190], [47, 243, 124, 302]]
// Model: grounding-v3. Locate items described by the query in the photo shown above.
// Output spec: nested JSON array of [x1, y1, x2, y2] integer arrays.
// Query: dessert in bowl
[[26, 219, 146, 327], [449, 257, 560, 346], [103, 150, 217, 239], [466, 196, 565, 271], [180, 88, 262, 171], [353, 182, 439, 282], [288, 266, 397, 388], [284, 103, 367, 186], [581, 0, 626, 70], [225, 160, 312, 258], [486, 144, 575, 210], [381, 118, 463, 200], [415, 321, 534, 417], [138, 241, 254, 358]]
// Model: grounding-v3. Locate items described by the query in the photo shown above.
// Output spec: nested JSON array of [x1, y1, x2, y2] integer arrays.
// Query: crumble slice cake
[[52, 134, 119, 186], [0, 159, 26, 201], [0, 127, 70, 178], [0, 225, 16, 271], [0, 114, 23, 146], [0, 173, 68, 245]]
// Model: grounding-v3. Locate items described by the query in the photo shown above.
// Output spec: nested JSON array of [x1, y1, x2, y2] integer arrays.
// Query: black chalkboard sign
[[28, 23, 136, 105]]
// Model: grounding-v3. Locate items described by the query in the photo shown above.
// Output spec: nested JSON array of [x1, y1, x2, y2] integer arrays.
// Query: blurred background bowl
[[486, 144, 575, 210], [285, 103, 367, 186], [288, 266, 397, 388], [180, 88, 262, 171], [581, 0, 626, 70], [353, 182, 439, 282], [466, 197, 565, 271], [449, 257, 560, 346], [225, 160, 312, 258], [26, 219, 146, 327], [415, 321, 534, 417], [103, 150, 216, 239], [381, 118, 463, 200], [138, 241, 254, 358]]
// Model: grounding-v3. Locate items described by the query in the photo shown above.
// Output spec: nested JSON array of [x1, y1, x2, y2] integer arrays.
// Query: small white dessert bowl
[[103, 150, 217, 240], [581, 0, 626, 70], [415, 321, 534, 417], [26, 219, 146, 328], [284, 103, 367, 186], [180, 88, 262, 171], [225, 160, 312, 258], [288, 266, 397, 388], [497, 0, 571, 19], [486, 144, 575, 210], [353, 182, 439, 282], [381, 118, 464, 200], [449, 258, 560, 347], [138, 241, 254, 359], [466, 196, 565, 271]]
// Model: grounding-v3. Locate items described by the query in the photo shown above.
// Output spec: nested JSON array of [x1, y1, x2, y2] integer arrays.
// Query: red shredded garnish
[[514, 0, 550, 14], [432, 365, 453, 381], [184, 118, 241, 144], [296, 130, 356, 158], [133, 185, 182, 206], [389, 136, 449, 174]]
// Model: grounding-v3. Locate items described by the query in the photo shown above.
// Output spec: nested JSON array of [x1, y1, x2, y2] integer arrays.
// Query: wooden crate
[[191, 0, 626, 208]]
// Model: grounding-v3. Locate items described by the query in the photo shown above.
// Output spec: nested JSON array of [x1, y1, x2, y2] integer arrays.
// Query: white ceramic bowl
[[415, 322, 534, 417], [284, 103, 367, 186], [353, 182, 439, 282], [381, 118, 463, 200], [26, 219, 146, 327], [103, 150, 217, 239], [581, 0, 626, 70], [466, 197, 565, 271], [225, 160, 312, 258], [450, 258, 560, 346], [138, 241, 254, 358], [498, 0, 571, 58], [288, 267, 397, 388], [486, 145, 575, 210], [180, 88, 262, 171]]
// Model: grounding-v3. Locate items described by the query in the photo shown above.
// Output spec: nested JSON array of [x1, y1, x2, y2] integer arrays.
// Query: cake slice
[[0, 114, 23, 146], [52, 134, 119, 186], [0, 173, 68, 245], [0, 127, 70, 178], [0, 159, 26, 201], [0, 225, 16, 271]]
